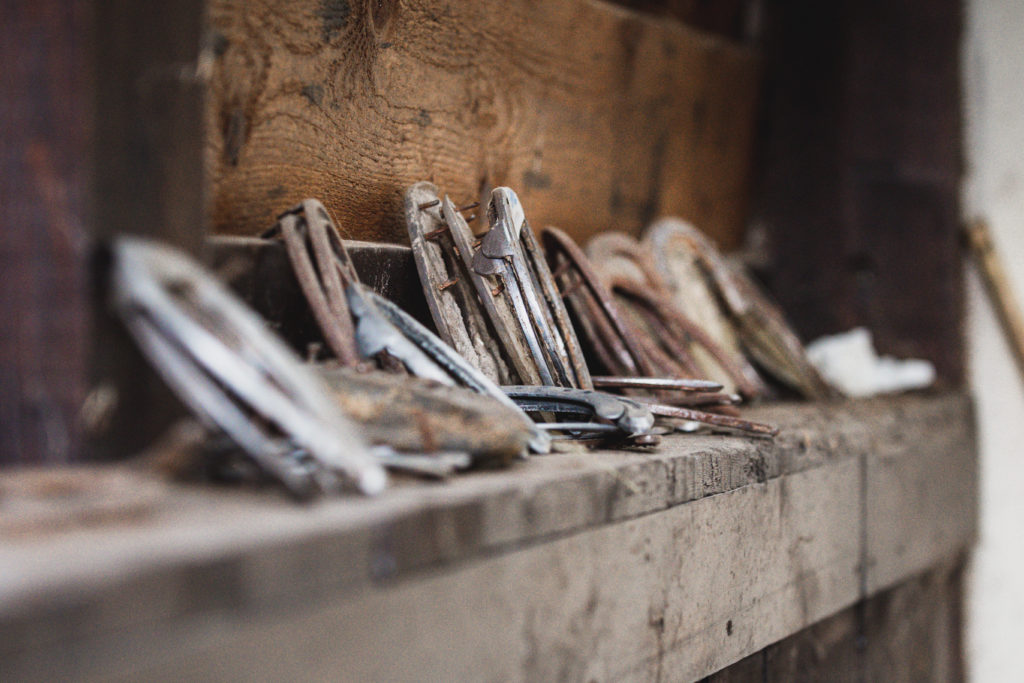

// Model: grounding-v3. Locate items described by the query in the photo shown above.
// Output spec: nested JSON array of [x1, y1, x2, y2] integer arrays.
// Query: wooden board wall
[[752, 0, 964, 382], [206, 0, 759, 247], [704, 559, 966, 682]]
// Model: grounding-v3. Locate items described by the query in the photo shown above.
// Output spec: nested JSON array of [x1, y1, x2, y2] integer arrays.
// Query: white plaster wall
[[963, 1, 1024, 679]]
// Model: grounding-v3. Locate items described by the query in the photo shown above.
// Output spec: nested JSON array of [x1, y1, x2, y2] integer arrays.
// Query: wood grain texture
[[707, 559, 965, 682], [206, 0, 759, 248], [614, 0, 751, 38]]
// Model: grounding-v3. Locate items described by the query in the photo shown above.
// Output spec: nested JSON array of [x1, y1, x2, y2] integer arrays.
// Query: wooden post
[[0, 1, 93, 465], [84, 0, 208, 460], [0, 0, 208, 465]]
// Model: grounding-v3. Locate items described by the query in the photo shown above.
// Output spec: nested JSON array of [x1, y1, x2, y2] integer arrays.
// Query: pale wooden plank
[[0, 394, 976, 681], [206, 0, 759, 248], [865, 403, 978, 593], [7, 464, 861, 682]]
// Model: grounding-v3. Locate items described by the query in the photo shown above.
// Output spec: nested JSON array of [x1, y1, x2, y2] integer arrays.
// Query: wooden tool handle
[[966, 218, 1024, 383]]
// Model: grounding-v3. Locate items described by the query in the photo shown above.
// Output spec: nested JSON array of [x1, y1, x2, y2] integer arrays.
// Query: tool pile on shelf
[[111, 185, 833, 499]]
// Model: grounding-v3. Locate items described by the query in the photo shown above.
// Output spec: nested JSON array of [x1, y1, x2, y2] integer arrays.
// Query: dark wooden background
[[1, 0, 964, 462]]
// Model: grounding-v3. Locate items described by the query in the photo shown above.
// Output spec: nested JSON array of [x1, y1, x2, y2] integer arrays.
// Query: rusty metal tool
[[318, 364, 540, 461], [643, 219, 833, 400], [276, 197, 551, 454], [639, 401, 778, 438], [502, 385, 655, 437], [590, 376, 723, 392], [405, 183, 515, 384], [586, 230, 768, 398]]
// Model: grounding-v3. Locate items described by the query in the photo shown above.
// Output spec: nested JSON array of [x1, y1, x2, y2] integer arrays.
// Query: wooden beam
[[708, 559, 966, 682], [611, 0, 751, 38], [206, 0, 760, 248], [0, 0, 210, 464], [0, 393, 976, 680]]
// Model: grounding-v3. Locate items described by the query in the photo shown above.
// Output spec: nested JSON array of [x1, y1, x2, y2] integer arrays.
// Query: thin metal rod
[[591, 376, 722, 392], [644, 402, 778, 437]]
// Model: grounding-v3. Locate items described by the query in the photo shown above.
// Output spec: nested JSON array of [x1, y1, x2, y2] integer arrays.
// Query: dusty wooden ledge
[[0, 392, 976, 681]]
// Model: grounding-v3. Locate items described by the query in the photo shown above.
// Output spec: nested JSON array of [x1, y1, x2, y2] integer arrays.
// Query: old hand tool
[[584, 230, 768, 399], [502, 385, 655, 437], [275, 197, 550, 454], [318, 364, 539, 462], [110, 236, 386, 498], [407, 183, 591, 390]]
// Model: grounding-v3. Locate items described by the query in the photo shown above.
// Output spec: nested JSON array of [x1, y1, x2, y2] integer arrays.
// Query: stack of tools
[[406, 183, 782, 443], [108, 184, 834, 500]]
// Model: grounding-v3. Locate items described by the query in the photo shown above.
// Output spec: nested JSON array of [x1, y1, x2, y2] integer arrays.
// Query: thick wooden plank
[[3, 463, 862, 682], [862, 560, 965, 682], [0, 394, 975, 681], [865, 401, 977, 593], [0, 1, 92, 465], [613, 0, 751, 38], [753, 0, 964, 382], [206, 0, 759, 248]]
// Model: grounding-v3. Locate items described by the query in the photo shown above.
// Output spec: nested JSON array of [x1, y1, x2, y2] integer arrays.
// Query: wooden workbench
[[0, 392, 975, 680]]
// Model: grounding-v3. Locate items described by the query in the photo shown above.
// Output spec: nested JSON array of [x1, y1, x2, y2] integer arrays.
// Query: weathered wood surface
[[614, 0, 751, 38], [0, 393, 975, 680], [753, 0, 964, 382], [206, 0, 759, 248], [208, 235, 433, 354]]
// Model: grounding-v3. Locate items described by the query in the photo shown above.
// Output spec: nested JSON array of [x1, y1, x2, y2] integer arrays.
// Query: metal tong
[[502, 385, 655, 439], [272, 198, 551, 455], [408, 184, 661, 443], [407, 183, 592, 390]]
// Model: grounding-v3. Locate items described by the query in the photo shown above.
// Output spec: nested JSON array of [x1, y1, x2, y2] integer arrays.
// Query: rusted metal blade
[[590, 376, 723, 392], [644, 402, 778, 437]]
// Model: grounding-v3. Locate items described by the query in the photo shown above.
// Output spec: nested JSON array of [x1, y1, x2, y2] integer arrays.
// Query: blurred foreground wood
[[0, 393, 975, 680]]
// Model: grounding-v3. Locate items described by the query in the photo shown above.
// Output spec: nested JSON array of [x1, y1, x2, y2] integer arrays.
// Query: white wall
[[963, 1, 1024, 679]]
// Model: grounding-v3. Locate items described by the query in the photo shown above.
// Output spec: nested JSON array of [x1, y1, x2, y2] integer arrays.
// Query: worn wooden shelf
[[0, 392, 975, 681]]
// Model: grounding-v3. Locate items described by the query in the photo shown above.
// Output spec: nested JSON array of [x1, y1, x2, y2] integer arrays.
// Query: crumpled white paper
[[806, 327, 936, 398]]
